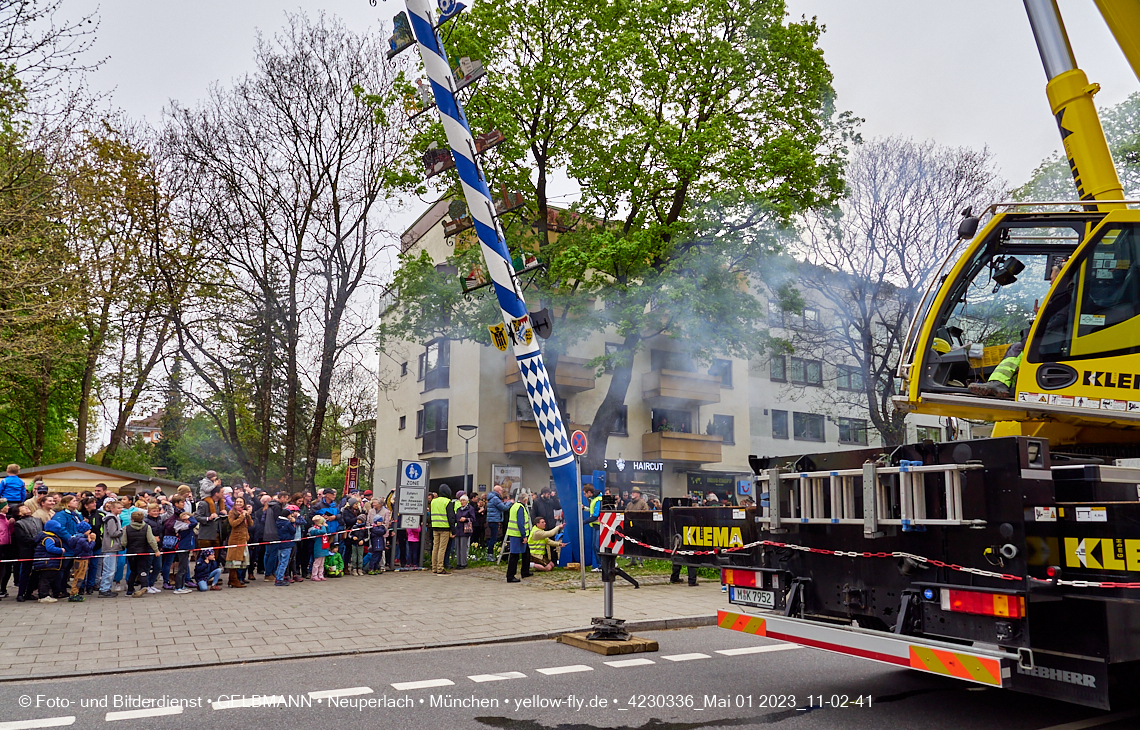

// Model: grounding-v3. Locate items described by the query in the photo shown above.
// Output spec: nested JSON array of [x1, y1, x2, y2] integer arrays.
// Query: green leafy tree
[[380, 0, 855, 474]]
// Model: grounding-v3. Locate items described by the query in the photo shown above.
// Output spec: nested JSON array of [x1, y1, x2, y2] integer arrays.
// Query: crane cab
[[897, 203, 1140, 444]]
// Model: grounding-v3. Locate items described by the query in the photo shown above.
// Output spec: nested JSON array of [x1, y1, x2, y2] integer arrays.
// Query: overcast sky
[[68, 0, 1138, 195]]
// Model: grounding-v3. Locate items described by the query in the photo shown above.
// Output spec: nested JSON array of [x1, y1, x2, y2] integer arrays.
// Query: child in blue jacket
[[32, 519, 65, 602], [365, 518, 387, 574], [65, 522, 95, 602], [194, 548, 222, 591]]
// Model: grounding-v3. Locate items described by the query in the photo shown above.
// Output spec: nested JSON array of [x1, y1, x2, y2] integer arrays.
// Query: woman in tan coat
[[225, 496, 253, 587]]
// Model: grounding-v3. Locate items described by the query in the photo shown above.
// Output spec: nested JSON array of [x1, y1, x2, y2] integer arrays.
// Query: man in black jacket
[[532, 488, 560, 530], [261, 492, 289, 582]]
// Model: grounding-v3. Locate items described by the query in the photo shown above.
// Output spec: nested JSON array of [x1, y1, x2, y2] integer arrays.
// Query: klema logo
[[1082, 371, 1139, 389], [1064, 537, 1140, 571], [682, 526, 744, 548]]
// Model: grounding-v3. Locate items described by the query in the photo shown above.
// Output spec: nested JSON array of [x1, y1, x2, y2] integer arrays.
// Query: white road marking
[[536, 665, 594, 675], [1035, 710, 1140, 730], [105, 707, 183, 722], [211, 696, 286, 710], [0, 719, 75, 730], [716, 644, 801, 656], [604, 658, 656, 667], [661, 653, 710, 662], [308, 687, 373, 700], [391, 678, 455, 691], [468, 672, 527, 683]]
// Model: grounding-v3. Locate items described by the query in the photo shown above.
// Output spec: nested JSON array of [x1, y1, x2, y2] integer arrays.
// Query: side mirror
[[958, 207, 980, 240]]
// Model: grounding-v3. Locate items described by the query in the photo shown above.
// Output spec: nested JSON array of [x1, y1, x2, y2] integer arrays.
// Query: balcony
[[641, 369, 721, 408], [505, 420, 590, 454], [505, 355, 595, 393], [642, 431, 722, 464]]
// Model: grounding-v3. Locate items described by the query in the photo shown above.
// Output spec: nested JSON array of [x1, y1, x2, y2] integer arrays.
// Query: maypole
[[392, 0, 584, 564]]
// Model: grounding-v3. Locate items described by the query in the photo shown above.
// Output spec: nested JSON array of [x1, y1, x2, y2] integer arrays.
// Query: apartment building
[[373, 201, 968, 504]]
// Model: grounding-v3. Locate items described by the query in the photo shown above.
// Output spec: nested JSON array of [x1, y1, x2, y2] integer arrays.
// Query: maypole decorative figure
[[390, 0, 586, 566]]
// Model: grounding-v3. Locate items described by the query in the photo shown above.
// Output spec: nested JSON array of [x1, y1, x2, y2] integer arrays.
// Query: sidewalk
[[0, 570, 725, 679]]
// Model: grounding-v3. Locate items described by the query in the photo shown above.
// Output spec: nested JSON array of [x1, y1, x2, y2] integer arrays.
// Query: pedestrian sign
[[570, 429, 588, 456], [398, 459, 428, 488]]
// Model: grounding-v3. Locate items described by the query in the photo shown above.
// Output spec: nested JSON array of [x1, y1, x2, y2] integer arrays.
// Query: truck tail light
[[722, 569, 757, 587], [940, 589, 1025, 618]]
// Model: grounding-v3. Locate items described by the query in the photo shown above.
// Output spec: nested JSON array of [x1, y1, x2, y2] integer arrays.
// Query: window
[[610, 405, 628, 436], [916, 425, 942, 442], [416, 399, 448, 453], [836, 364, 864, 392], [398, 415, 406, 431], [651, 408, 692, 433], [650, 349, 695, 372], [768, 300, 784, 327], [604, 342, 621, 373], [420, 339, 450, 392], [793, 412, 825, 441], [708, 358, 732, 388], [771, 410, 788, 439], [802, 307, 820, 330], [789, 357, 823, 387], [838, 418, 868, 445], [770, 355, 786, 382], [709, 414, 735, 444], [516, 394, 566, 422], [400, 362, 408, 377]]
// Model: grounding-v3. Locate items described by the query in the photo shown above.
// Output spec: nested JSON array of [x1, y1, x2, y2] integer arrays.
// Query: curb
[[5, 614, 718, 683]]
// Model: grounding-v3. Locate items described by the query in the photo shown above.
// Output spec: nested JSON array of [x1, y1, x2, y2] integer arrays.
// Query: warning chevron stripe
[[909, 646, 1002, 686]]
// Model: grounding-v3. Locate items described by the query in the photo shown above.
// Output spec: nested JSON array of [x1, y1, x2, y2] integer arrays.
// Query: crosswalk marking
[[308, 687, 373, 700], [468, 672, 527, 683], [0, 719, 75, 730], [105, 707, 183, 722], [604, 658, 656, 667], [391, 678, 455, 690], [716, 644, 800, 656], [661, 653, 710, 662], [536, 665, 594, 675]]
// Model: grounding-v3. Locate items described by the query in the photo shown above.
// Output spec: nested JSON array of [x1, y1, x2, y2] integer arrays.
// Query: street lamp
[[458, 424, 478, 493]]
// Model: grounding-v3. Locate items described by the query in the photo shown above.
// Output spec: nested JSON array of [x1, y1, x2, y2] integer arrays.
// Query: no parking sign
[[570, 430, 588, 456]]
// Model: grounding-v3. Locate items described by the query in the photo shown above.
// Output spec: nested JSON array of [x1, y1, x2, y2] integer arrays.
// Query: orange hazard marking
[[909, 646, 1002, 686], [717, 610, 766, 636]]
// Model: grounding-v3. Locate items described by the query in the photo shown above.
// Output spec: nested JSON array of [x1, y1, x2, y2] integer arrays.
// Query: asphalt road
[[0, 626, 1136, 730]]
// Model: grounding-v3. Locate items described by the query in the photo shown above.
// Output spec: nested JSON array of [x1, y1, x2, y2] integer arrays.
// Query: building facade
[[373, 202, 968, 505]]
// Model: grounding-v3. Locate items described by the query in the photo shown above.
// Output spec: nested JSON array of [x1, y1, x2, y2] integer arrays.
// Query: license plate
[[729, 586, 775, 610]]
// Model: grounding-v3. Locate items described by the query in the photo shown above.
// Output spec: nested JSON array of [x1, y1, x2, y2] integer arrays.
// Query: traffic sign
[[570, 429, 588, 456], [397, 459, 429, 488]]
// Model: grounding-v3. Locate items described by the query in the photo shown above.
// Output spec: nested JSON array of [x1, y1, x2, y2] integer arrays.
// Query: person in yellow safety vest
[[581, 485, 602, 572], [968, 259, 1066, 399], [429, 485, 456, 575], [527, 516, 566, 572], [505, 491, 533, 583]]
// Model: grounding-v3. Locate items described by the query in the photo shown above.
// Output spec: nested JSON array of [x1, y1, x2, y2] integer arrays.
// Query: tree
[[63, 123, 169, 463], [168, 12, 415, 491], [793, 137, 1005, 445], [380, 0, 855, 476]]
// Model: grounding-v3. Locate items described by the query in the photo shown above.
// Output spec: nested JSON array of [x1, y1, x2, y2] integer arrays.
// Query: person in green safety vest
[[582, 485, 602, 572], [505, 491, 533, 583], [968, 259, 1066, 399], [429, 485, 456, 575], [527, 516, 565, 572]]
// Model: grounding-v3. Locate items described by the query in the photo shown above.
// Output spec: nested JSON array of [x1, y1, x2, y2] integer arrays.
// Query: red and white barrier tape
[[0, 525, 380, 563], [614, 531, 1140, 590]]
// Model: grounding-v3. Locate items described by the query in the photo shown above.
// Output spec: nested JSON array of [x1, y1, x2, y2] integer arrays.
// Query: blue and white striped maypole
[[403, 0, 584, 564]]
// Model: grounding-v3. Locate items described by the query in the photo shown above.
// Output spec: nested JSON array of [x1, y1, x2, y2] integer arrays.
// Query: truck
[[617, 0, 1140, 710]]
